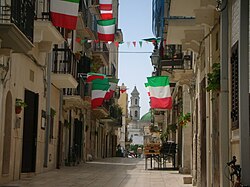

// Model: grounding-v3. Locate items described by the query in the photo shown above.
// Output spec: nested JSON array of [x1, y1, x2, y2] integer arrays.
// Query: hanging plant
[[178, 112, 191, 127], [15, 98, 27, 114], [206, 63, 220, 92]]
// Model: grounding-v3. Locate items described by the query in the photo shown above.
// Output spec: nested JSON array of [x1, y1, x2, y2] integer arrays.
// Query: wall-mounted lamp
[[150, 49, 162, 76], [0, 56, 9, 82], [150, 49, 160, 66]]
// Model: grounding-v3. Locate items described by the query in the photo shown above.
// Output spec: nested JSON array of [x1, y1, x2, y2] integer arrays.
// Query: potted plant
[[15, 98, 27, 114], [178, 112, 191, 127]]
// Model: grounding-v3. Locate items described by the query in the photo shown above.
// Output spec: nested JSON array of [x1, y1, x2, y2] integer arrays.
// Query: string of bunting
[[75, 38, 167, 48]]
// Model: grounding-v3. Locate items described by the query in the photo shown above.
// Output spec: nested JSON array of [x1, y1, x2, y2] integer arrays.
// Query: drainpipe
[[239, 0, 250, 185], [219, 0, 229, 186], [44, 52, 52, 167]]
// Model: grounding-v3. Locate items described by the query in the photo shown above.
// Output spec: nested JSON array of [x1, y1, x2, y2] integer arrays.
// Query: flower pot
[[15, 106, 22, 114]]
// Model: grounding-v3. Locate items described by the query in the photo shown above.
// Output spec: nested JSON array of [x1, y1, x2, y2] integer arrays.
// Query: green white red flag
[[97, 19, 116, 42], [99, 0, 112, 10], [144, 83, 150, 96], [100, 10, 113, 20], [50, 0, 80, 30], [86, 73, 105, 82], [91, 78, 110, 109], [147, 76, 172, 109], [104, 78, 119, 100]]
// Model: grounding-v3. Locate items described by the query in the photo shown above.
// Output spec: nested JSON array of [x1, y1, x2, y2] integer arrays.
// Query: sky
[[118, 0, 154, 117]]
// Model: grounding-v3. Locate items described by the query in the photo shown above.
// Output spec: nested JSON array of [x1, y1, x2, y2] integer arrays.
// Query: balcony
[[0, 3, 34, 53], [100, 103, 122, 127], [161, 45, 194, 84], [63, 77, 92, 110], [51, 45, 78, 89], [92, 43, 109, 66], [77, 1, 97, 40], [34, 0, 67, 48], [92, 100, 110, 119]]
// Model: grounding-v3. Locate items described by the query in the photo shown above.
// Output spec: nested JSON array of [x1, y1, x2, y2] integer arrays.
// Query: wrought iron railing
[[0, 0, 35, 42], [161, 45, 193, 70], [93, 42, 109, 62]]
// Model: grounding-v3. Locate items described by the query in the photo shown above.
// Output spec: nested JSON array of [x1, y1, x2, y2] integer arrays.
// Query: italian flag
[[147, 76, 172, 109], [50, 0, 80, 30], [100, 10, 113, 20], [87, 72, 105, 82], [97, 19, 116, 42], [99, 0, 112, 10], [92, 78, 110, 109], [144, 83, 150, 96], [104, 78, 119, 100]]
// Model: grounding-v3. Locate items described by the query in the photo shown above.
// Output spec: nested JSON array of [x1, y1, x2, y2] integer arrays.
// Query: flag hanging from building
[[104, 78, 119, 100], [147, 76, 172, 109], [100, 10, 113, 20], [144, 83, 150, 96], [86, 72, 105, 82], [50, 0, 80, 30], [99, 0, 112, 10], [91, 78, 110, 109], [97, 18, 116, 42]]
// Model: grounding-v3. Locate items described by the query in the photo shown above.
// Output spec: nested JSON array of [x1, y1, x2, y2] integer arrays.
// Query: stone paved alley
[[3, 158, 192, 187]]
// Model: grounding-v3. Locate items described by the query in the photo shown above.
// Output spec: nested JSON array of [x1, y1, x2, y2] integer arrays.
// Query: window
[[135, 110, 138, 117], [135, 99, 137, 105], [231, 42, 239, 130]]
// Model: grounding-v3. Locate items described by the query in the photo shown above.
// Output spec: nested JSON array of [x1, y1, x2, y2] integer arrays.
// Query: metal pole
[[44, 52, 52, 167], [239, 0, 250, 185], [219, 0, 229, 186]]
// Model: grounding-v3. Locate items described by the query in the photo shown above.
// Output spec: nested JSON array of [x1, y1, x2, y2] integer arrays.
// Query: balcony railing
[[93, 42, 109, 62], [0, 0, 35, 42], [52, 44, 77, 76], [161, 45, 193, 70], [63, 76, 92, 98]]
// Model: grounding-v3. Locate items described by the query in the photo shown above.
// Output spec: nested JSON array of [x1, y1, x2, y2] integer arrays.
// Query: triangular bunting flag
[[139, 41, 143, 48], [132, 41, 136, 47]]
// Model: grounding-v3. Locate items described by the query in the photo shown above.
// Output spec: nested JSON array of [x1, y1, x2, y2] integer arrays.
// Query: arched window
[[135, 110, 138, 117], [135, 99, 138, 105]]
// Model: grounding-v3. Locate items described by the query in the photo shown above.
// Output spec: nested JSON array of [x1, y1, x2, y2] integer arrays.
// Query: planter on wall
[[15, 106, 22, 114]]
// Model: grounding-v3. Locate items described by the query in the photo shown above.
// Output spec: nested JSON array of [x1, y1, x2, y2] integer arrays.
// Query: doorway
[[21, 89, 39, 173]]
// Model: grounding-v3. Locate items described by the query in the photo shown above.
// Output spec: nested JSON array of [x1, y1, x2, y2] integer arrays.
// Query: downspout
[[44, 52, 52, 167], [219, 0, 229, 186]]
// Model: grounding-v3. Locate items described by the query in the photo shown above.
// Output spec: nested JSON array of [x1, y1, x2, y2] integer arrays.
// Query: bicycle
[[225, 156, 250, 187], [226, 156, 241, 187]]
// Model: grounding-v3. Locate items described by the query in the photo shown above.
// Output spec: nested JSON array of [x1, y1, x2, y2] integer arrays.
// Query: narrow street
[[4, 158, 192, 187]]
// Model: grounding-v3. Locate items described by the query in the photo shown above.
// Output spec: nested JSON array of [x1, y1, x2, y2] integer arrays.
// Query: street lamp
[[150, 49, 161, 76]]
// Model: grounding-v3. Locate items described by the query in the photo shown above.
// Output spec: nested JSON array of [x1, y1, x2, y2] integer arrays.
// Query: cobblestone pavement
[[3, 157, 192, 187]]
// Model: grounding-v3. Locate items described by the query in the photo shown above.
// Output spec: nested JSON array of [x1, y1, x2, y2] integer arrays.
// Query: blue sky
[[118, 0, 154, 117]]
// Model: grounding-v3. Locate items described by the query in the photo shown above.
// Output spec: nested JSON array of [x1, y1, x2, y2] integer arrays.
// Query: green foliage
[[206, 63, 220, 92], [15, 99, 27, 107], [178, 112, 191, 126]]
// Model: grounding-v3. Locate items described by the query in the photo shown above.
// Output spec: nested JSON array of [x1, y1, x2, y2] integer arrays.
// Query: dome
[[140, 111, 151, 121]]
